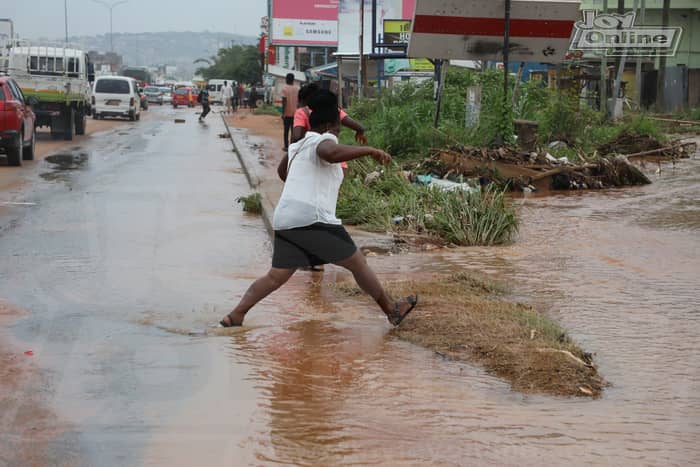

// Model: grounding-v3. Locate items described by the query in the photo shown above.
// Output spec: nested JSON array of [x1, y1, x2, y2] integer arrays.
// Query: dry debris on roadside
[[414, 134, 696, 192]]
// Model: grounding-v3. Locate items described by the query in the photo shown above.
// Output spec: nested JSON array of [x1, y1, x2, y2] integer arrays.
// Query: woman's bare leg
[[221, 267, 296, 326], [334, 250, 415, 319]]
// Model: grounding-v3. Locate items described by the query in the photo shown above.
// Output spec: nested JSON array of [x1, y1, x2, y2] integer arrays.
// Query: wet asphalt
[[0, 106, 272, 465]]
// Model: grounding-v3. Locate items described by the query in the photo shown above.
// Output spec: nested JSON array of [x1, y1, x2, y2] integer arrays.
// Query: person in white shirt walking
[[219, 89, 418, 328], [221, 80, 234, 114]]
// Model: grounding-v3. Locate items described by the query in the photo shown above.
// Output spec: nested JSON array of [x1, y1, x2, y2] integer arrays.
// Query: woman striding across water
[[220, 90, 417, 327]]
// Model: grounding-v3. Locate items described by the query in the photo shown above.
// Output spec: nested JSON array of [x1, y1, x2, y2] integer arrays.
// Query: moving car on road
[[91, 76, 141, 121], [143, 86, 166, 105], [172, 87, 195, 108], [0, 75, 36, 166], [159, 87, 172, 105]]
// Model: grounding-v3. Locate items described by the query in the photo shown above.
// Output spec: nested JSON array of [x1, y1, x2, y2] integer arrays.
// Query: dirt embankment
[[333, 273, 606, 398]]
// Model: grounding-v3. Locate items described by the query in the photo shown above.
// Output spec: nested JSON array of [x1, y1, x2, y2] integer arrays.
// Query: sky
[[1, 0, 267, 39]]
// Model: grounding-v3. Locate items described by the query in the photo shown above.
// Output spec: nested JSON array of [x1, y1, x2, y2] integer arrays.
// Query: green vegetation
[[237, 193, 262, 214], [197, 45, 262, 84], [337, 161, 518, 246], [342, 67, 667, 163], [253, 104, 281, 116], [673, 107, 700, 122]]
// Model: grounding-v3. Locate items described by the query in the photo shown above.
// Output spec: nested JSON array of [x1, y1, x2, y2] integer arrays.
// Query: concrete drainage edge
[[221, 114, 275, 237]]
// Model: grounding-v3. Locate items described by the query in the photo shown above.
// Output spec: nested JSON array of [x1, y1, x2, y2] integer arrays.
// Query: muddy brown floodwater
[[190, 137, 699, 465], [1, 107, 698, 465]]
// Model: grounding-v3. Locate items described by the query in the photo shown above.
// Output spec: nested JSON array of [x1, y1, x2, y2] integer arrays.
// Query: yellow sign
[[409, 59, 433, 71], [383, 19, 411, 46], [384, 20, 411, 34]]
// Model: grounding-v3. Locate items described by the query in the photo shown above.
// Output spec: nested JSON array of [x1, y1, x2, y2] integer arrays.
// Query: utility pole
[[634, 0, 645, 109], [64, 0, 69, 43], [656, 0, 671, 112], [600, 0, 608, 117], [92, 0, 128, 52], [358, 0, 365, 99]]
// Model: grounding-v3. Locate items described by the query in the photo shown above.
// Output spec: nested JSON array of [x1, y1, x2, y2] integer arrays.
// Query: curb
[[221, 113, 276, 237]]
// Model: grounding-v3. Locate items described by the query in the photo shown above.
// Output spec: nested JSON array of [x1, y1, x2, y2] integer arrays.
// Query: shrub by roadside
[[337, 161, 518, 246], [237, 193, 262, 213]]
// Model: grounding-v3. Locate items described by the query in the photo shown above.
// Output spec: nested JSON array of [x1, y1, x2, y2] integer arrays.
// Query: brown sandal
[[388, 294, 418, 326], [219, 313, 243, 327]]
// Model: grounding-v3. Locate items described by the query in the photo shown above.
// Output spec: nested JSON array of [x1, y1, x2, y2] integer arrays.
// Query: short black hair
[[308, 89, 339, 129], [298, 82, 319, 104], [285, 73, 295, 84]]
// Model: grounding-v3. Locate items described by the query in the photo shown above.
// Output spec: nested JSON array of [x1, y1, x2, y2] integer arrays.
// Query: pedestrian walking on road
[[198, 87, 210, 122], [221, 80, 234, 114], [219, 90, 417, 327], [280, 73, 299, 151]]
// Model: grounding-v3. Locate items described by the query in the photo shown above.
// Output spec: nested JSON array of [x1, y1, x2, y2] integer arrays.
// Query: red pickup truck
[[0, 76, 36, 166]]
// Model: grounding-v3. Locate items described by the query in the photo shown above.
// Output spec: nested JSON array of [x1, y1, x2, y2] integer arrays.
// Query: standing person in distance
[[280, 73, 299, 151], [221, 80, 234, 114], [291, 82, 367, 145], [219, 90, 418, 328], [198, 86, 210, 122]]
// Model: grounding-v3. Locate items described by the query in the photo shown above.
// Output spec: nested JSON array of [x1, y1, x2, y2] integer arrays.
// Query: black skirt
[[272, 223, 357, 269]]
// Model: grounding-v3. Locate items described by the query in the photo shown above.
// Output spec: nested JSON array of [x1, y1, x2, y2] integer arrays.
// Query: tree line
[[197, 45, 262, 84]]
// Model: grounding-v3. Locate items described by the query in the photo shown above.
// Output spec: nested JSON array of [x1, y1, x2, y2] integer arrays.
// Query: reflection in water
[[220, 156, 700, 465], [229, 321, 388, 464]]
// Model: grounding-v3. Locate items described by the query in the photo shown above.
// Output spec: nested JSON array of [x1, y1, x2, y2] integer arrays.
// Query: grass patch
[[333, 272, 605, 398], [337, 162, 518, 246], [253, 104, 281, 116], [237, 193, 262, 213]]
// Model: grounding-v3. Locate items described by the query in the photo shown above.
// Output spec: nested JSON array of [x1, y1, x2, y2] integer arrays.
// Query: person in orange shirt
[[291, 83, 367, 146], [280, 73, 299, 151]]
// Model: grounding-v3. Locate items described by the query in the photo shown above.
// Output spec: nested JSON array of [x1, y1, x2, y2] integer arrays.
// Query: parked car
[[0, 76, 36, 166], [172, 87, 196, 108], [159, 87, 173, 105], [91, 76, 141, 121], [143, 85, 165, 105]]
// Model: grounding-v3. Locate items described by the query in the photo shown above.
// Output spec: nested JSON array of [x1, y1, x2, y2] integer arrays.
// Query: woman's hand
[[370, 148, 392, 165], [354, 130, 368, 145]]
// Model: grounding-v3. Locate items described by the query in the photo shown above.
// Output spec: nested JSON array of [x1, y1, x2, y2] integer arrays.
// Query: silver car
[[143, 86, 166, 105], [159, 87, 173, 104]]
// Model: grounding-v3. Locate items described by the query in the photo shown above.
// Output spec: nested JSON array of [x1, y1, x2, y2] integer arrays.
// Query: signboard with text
[[408, 0, 581, 63], [271, 0, 339, 46], [383, 19, 411, 49]]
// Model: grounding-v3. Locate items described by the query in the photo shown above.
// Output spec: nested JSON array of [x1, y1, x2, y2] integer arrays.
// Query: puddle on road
[[40, 153, 90, 182], [44, 153, 89, 170]]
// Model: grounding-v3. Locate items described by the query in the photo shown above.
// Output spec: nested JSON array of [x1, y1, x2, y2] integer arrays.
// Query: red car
[[0, 76, 36, 166], [172, 87, 196, 108]]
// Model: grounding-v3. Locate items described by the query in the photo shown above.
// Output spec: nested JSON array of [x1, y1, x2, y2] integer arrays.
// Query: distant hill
[[43, 31, 257, 79]]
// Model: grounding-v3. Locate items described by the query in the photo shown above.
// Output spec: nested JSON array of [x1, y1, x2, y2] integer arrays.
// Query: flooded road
[[1, 109, 698, 466]]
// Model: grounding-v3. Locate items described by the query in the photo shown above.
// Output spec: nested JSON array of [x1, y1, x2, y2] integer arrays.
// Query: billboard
[[408, 0, 580, 63], [271, 0, 340, 46], [337, 0, 415, 55]]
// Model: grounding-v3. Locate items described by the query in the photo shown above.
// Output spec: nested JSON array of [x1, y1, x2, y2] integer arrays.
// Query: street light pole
[[92, 0, 128, 52], [64, 0, 68, 43]]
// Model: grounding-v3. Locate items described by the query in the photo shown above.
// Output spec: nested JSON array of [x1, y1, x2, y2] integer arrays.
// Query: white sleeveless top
[[272, 132, 344, 230]]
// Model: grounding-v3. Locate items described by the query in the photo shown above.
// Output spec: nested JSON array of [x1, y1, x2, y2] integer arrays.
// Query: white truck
[[1, 21, 94, 141]]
